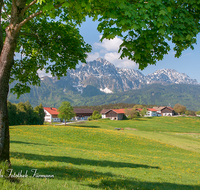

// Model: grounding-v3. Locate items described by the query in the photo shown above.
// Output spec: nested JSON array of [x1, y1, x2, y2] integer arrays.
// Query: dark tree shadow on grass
[[10, 141, 53, 146], [10, 165, 200, 190], [88, 178, 200, 190], [11, 152, 160, 169], [68, 124, 100, 128]]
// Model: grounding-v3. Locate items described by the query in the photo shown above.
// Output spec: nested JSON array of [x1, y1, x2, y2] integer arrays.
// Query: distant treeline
[[74, 103, 156, 113], [8, 101, 45, 126]]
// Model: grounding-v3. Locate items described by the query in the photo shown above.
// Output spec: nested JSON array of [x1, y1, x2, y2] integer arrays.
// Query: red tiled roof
[[167, 107, 174, 111], [112, 109, 126, 114], [43, 107, 59, 115], [147, 108, 158, 112]]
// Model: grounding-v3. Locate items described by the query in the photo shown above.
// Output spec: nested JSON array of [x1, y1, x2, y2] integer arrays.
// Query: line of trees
[[173, 103, 196, 116], [74, 103, 155, 113], [7, 101, 45, 126]]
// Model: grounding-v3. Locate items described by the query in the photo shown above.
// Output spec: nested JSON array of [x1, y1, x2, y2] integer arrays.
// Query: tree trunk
[[0, 84, 10, 162], [0, 0, 27, 162], [0, 35, 19, 162]]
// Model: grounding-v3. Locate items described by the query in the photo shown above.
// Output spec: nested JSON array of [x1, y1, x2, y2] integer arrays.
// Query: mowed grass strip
[[6, 117, 200, 189]]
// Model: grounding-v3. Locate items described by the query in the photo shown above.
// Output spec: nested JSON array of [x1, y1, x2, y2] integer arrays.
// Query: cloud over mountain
[[41, 58, 199, 94]]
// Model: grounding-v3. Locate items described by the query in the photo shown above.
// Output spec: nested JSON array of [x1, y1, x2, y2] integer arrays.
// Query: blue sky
[[79, 17, 200, 83]]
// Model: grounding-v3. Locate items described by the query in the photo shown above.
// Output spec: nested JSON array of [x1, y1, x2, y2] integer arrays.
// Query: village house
[[153, 106, 175, 116], [135, 108, 158, 117], [73, 108, 93, 120], [43, 107, 61, 122], [145, 108, 158, 117], [100, 109, 125, 120]]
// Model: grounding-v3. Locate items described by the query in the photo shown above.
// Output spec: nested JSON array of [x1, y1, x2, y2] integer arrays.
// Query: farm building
[[135, 108, 158, 117], [43, 107, 61, 122], [145, 108, 158, 117], [153, 106, 175, 116], [100, 109, 125, 120], [73, 108, 93, 120]]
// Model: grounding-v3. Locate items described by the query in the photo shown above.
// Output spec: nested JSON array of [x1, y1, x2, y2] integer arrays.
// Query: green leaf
[[62, 2, 69, 7], [159, 10, 166, 15], [186, 34, 192, 40], [167, 7, 172, 12]]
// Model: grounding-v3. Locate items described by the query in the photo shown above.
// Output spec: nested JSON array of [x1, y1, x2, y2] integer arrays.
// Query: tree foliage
[[133, 105, 146, 109], [185, 110, 196, 116], [88, 110, 101, 120], [196, 111, 200, 115], [7, 101, 45, 125], [173, 104, 186, 115], [124, 108, 140, 119], [34, 103, 45, 124], [1, 0, 200, 96], [140, 107, 148, 117], [1, 0, 200, 162], [58, 101, 75, 125]]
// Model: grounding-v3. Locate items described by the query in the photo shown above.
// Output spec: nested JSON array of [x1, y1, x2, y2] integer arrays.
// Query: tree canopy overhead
[[0, 0, 200, 162], [2, 0, 200, 95]]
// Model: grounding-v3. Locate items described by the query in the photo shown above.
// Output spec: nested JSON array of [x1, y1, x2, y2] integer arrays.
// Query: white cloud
[[87, 36, 138, 69], [94, 36, 123, 52], [37, 69, 52, 78], [104, 52, 138, 69], [86, 52, 100, 62]]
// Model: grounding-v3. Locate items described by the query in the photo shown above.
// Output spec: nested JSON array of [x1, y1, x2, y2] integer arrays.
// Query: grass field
[[1, 117, 200, 189]]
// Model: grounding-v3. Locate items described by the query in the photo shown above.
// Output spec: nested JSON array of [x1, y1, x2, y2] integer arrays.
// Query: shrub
[[124, 108, 140, 119], [91, 110, 102, 120], [88, 117, 92, 121]]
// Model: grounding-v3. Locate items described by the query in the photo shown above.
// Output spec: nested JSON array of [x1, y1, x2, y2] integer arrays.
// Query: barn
[[100, 109, 125, 120], [73, 108, 93, 120]]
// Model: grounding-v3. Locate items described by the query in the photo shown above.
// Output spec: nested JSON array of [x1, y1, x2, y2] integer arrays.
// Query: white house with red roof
[[145, 108, 158, 117], [43, 107, 61, 122]]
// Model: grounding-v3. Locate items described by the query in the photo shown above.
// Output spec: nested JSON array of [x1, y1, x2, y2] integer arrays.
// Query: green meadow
[[1, 117, 200, 189]]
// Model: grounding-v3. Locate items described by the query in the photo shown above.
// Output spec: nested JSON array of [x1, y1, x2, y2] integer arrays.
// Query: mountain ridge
[[8, 58, 200, 111], [41, 58, 198, 93]]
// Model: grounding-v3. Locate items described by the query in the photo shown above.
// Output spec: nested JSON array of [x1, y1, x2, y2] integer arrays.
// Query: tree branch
[[20, 32, 40, 43], [17, 2, 64, 31], [21, 0, 37, 15], [2, 0, 10, 20], [17, 10, 43, 30]]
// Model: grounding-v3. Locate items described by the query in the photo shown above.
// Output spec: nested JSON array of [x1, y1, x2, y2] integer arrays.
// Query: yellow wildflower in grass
[[9, 118, 200, 189]]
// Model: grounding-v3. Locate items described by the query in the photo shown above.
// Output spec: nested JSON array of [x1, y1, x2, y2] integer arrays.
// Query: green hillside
[[8, 82, 200, 111]]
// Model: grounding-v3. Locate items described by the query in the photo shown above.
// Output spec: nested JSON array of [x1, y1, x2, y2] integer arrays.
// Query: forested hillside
[[8, 82, 200, 111]]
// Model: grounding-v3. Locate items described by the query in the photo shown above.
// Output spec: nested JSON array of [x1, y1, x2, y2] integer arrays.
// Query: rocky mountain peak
[[146, 68, 198, 85], [43, 59, 199, 94]]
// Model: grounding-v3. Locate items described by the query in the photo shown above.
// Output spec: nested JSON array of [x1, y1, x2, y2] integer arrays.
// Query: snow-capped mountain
[[146, 69, 197, 85], [41, 58, 199, 93]]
